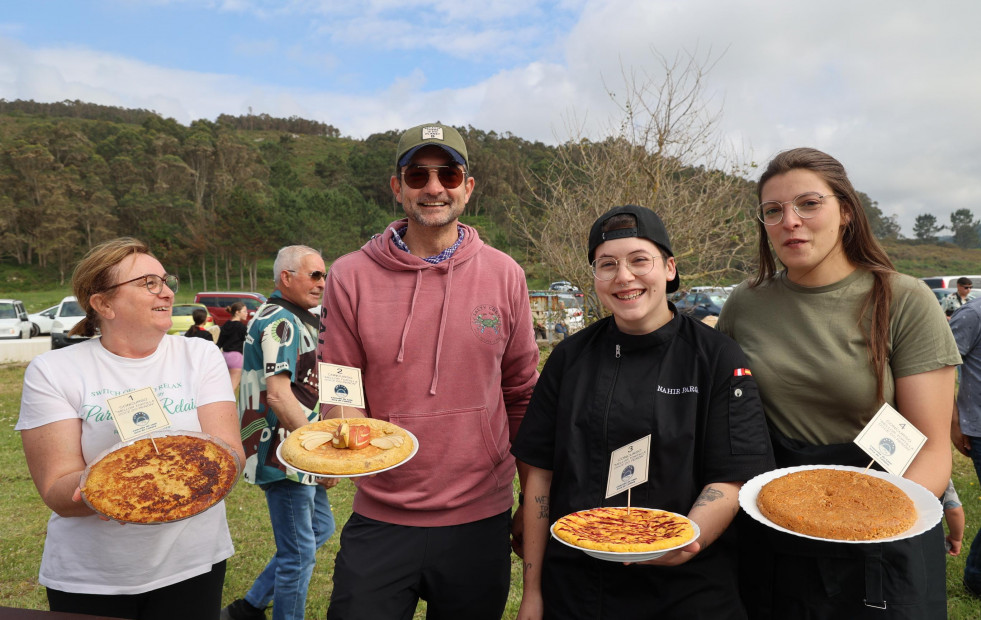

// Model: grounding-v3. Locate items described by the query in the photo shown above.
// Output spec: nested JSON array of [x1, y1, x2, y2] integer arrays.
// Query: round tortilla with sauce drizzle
[[552, 507, 696, 552]]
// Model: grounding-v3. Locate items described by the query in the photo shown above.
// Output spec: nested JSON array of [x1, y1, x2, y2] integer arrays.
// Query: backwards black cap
[[587, 204, 679, 294]]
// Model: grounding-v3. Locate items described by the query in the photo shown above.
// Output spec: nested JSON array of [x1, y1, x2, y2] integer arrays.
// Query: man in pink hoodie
[[318, 122, 540, 620]]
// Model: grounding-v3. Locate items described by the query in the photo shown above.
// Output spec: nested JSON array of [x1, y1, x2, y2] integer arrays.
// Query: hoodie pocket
[[388, 406, 512, 510]]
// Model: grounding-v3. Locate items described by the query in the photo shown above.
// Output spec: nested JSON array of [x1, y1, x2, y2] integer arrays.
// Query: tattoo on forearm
[[693, 487, 724, 507], [535, 494, 549, 519], [524, 561, 533, 575]]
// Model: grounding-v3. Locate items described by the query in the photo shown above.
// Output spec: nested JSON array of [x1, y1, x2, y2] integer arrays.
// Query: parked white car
[[549, 280, 579, 292], [49, 296, 88, 349], [0, 299, 33, 339], [28, 304, 59, 337]]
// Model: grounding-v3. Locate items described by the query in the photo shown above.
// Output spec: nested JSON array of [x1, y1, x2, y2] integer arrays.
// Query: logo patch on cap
[[421, 126, 444, 140]]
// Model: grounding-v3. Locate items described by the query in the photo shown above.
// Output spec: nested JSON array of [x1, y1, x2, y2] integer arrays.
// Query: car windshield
[[172, 306, 198, 316], [0, 304, 15, 319], [707, 294, 728, 306], [62, 301, 85, 316]]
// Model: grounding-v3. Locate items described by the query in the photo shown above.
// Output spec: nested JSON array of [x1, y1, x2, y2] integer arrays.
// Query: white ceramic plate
[[550, 507, 701, 562], [276, 429, 419, 479], [738, 464, 942, 544], [80, 429, 242, 525]]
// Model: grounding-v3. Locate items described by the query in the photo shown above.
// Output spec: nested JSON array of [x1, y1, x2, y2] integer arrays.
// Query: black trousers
[[541, 529, 746, 619], [327, 511, 512, 620], [738, 513, 946, 619], [46, 560, 226, 620], [738, 427, 947, 619]]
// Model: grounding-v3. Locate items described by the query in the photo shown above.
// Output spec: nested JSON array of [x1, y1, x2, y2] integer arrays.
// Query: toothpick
[[627, 488, 632, 515], [863, 459, 874, 473], [150, 435, 159, 454]]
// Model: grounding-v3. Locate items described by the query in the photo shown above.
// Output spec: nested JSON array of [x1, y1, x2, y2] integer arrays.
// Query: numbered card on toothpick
[[106, 387, 172, 441], [318, 363, 366, 409], [853, 403, 926, 476], [605, 435, 651, 499]]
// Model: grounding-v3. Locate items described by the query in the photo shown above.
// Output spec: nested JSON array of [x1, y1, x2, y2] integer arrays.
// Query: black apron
[[737, 426, 946, 619]]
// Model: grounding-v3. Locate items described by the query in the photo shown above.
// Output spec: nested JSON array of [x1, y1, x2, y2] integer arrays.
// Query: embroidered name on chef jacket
[[656, 384, 699, 395]]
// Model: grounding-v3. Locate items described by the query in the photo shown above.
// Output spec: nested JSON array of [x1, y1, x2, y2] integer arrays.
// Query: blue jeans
[[245, 479, 335, 620], [965, 435, 981, 591]]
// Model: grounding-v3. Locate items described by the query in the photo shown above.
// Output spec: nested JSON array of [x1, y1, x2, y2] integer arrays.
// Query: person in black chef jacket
[[511, 205, 774, 620]]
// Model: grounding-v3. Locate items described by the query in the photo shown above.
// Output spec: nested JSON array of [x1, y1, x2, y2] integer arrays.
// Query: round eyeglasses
[[591, 252, 660, 281], [104, 273, 179, 295], [757, 192, 840, 225]]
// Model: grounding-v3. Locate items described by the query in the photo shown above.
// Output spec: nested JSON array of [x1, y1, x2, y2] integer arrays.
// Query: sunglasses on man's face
[[286, 269, 327, 282], [401, 165, 465, 190]]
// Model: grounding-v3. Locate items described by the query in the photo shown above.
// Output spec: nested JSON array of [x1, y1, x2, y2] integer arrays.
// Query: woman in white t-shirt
[[16, 237, 245, 620]]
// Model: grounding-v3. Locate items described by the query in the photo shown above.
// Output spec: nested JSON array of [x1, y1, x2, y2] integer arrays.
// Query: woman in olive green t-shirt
[[718, 147, 958, 620]]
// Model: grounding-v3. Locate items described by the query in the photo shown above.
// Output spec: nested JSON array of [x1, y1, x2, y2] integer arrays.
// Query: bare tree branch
[[512, 48, 757, 319]]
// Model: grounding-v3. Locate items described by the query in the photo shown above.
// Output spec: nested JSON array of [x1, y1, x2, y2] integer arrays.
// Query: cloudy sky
[[2, 0, 979, 236]]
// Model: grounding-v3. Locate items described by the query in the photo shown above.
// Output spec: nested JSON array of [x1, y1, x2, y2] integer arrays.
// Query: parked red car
[[193, 292, 267, 326]]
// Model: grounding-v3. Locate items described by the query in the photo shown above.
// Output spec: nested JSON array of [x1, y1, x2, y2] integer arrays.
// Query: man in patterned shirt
[[942, 277, 975, 318], [223, 245, 336, 620]]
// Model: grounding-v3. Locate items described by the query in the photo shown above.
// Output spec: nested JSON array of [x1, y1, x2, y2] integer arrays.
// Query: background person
[[217, 302, 248, 394], [718, 147, 959, 618], [943, 277, 974, 318], [16, 237, 244, 620], [318, 122, 540, 620], [511, 205, 774, 619], [185, 307, 216, 342], [942, 479, 965, 556], [948, 294, 981, 591], [222, 246, 336, 620]]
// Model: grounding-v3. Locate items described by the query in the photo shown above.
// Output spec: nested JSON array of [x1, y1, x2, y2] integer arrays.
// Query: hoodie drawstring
[[394, 261, 455, 396], [397, 270, 423, 364], [429, 260, 454, 395]]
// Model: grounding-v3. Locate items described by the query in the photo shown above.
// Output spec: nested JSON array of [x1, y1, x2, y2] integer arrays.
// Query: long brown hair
[[69, 237, 152, 337], [752, 148, 895, 401]]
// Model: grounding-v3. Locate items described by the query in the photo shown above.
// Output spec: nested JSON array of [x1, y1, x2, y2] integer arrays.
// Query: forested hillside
[[1, 98, 966, 295], [0, 100, 559, 290]]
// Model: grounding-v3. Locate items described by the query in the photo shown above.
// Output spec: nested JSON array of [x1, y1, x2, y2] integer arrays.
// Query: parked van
[[193, 292, 267, 326], [920, 276, 981, 289], [529, 290, 585, 339], [0, 299, 32, 340]]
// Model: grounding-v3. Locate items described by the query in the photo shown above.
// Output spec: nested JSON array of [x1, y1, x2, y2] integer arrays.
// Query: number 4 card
[[853, 403, 926, 477]]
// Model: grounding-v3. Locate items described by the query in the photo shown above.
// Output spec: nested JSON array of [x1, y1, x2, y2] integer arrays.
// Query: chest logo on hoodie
[[471, 305, 503, 344]]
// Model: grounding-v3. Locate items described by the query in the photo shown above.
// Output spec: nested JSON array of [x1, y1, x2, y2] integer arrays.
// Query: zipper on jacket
[[602, 344, 622, 466]]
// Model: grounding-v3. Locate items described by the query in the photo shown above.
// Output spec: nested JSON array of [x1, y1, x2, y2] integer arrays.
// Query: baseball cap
[[396, 123, 468, 169], [588, 204, 680, 293]]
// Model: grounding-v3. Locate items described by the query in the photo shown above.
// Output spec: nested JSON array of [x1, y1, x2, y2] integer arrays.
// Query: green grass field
[[1, 360, 979, 618]]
